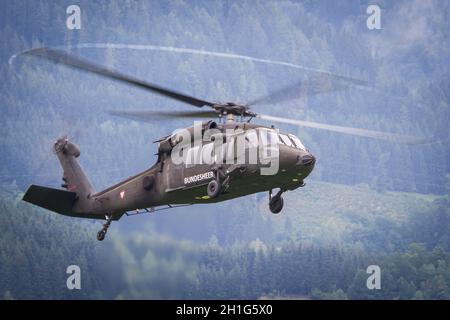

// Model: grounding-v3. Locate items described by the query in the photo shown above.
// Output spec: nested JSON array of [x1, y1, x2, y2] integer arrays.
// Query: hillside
[[124, 179, 443, 249], [1, 182, 448, 299]]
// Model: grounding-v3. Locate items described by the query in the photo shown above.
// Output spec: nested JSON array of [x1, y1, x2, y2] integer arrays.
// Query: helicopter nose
[[297, 153, 316, 166]]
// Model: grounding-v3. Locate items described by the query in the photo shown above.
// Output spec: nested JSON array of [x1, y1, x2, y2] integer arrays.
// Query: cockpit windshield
[[257, 128, 307, 151]]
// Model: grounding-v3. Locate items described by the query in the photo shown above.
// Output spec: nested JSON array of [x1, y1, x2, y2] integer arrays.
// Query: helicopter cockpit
[[257, 127, 307, 151], [280, 133, 307, 151]]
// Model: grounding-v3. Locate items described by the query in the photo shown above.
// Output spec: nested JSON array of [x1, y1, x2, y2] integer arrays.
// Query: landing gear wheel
[[97, 229, 107, 241], [207, 180, 221, 198], [269, 196, 284, 214], [269, 189, 284, 214]]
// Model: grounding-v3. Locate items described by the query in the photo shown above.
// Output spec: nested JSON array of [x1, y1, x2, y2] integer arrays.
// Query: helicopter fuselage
[[88, 121, 315, 218]]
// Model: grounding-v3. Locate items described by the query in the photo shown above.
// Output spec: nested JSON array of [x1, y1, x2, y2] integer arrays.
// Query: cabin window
[[257, 130, 286, 146], [185, 146, 200, 168], [259, 129, 278, 146], [202, 142, 214, 165], [225, 137, 235, 163]]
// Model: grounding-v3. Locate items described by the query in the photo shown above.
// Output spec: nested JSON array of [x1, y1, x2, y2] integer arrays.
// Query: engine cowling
[[158, 139, 173, 154]]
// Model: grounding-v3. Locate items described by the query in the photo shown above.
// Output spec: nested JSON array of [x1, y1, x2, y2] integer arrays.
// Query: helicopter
[[20, 48, 420, 241]]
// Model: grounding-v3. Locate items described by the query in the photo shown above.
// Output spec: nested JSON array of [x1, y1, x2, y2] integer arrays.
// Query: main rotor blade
[[24, 48, 215, 108], [108, 110, 218, 122], [248, 73, 368, 106], [256, 113, 426, 144]]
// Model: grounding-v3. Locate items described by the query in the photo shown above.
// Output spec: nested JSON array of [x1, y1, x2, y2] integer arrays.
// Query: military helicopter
[[21, 48, 420, 241]]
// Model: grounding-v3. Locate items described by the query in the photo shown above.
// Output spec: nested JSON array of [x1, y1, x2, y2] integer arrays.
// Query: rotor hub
[[212, 103, 255, 118]]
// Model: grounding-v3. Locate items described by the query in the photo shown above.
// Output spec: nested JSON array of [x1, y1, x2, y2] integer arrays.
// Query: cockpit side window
[[288, 134, 306, 151], [279, 134, 294, 147]]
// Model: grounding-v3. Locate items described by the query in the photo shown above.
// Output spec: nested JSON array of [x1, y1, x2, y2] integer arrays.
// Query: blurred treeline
[[1, 186, 449, 299]]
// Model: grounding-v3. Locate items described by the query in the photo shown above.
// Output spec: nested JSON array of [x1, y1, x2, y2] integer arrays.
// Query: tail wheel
[[269, 196, 284, 214], [207, 180, 221, 198], [97, 214, 112, 241], [97, 229, 107, 241]]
